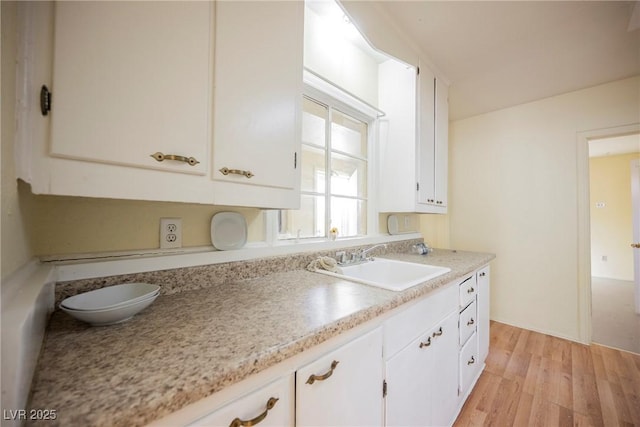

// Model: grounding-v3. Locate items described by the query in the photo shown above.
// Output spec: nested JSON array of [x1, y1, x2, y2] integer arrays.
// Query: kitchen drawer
[[459, 275, 477, 308], [384, 283, 457, 359], [459, 333, 480, 397], [459, 300, 477, 346], [188, 375, 294, 427]]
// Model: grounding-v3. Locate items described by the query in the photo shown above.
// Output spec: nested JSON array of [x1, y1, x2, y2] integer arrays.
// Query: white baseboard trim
[[490, 316, 586, 345]]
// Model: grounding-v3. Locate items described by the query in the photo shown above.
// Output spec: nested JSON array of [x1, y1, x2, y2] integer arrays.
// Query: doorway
[[588, 132, 640, 353]]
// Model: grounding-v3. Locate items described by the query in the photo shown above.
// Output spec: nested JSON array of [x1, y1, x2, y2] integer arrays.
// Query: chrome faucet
[[358, 243, 388, 261]]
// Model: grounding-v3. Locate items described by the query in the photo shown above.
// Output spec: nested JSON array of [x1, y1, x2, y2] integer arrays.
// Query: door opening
[[587, 132, 640, 353]]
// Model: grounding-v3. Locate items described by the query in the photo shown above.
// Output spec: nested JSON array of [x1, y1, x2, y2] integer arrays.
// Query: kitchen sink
[[314, 257, 451, 292]]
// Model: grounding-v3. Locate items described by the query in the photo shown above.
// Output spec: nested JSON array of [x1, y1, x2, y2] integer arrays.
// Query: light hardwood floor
[[454, 321, 640, 426]]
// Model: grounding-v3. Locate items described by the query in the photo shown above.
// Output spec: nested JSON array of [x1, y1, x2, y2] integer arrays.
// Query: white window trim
[[265, 73, 380, 246]]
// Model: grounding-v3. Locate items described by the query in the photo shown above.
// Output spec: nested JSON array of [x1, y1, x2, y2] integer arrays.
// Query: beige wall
[[449, 76, 640, 342], [590, 152, 639, 280], [1, 1, 35, 280], [419, 214, 450, 249], [26, 190, 263, 257]]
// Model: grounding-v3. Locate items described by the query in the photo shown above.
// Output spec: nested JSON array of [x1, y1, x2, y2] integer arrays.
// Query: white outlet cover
[[160, 218, 182, 249]]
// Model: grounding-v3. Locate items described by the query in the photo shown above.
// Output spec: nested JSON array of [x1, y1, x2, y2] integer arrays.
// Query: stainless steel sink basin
[[314, 257, 451, 291]]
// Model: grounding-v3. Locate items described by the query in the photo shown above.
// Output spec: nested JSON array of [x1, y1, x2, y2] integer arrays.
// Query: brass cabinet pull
[[432, 327, 443, 337], [467, 287, 475, 293], [467, 356, 475, 365], [229, 397, 279, 427], [306, 360, 339, 385], [150, 152, 200, 166], [632, 243, 640, 248], [467, 318, 475, 326], [479, 272, 486, 277], [220, 167, 254, 178], [419, 337, 432, 348]]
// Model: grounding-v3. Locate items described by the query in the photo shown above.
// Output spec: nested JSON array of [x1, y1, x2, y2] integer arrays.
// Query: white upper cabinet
[[378, 59, 449, 214], [18, 1, 304, 208], [19, 1, 216, 203], [211, 1, 303, 209], [50, 2, 211, 176]]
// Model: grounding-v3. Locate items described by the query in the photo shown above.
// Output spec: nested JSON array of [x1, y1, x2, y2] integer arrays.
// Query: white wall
[[1, 1, 35, 281], [449, 76, 640, 342], [304, 3, 380, 106]]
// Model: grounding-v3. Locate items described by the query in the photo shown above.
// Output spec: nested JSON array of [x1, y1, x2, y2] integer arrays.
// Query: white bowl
[[60, 283, 160, 311], [60, 293, 158, 326]]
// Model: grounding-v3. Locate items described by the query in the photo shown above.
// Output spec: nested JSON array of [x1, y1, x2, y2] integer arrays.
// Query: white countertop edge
[[53, 233, 422, 282]]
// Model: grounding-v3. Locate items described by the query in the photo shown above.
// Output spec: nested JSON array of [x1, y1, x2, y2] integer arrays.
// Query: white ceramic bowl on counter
[[59, 283, 160, 326]]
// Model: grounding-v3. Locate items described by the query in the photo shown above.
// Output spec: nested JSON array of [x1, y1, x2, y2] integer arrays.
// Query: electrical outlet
[[160, 218, 182, 249]]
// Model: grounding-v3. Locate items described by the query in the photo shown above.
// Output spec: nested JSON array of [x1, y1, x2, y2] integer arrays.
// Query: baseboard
[[490, 316, 587, 345], [1, 260, 56, 425]]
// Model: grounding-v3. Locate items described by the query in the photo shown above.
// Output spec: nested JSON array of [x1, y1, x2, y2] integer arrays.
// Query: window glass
[[330, 152, 367, 198], [278, 95, 368, 240], [331, 109, 367, 157]]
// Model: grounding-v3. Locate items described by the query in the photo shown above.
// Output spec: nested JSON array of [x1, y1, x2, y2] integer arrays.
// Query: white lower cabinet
[[188, 375, 294, 427], [164, 265, 492, 427], [477, 266, 491, 364], [385, 310, 459, 427], [296, 328, 384, 427], [459, 334, 480, 398]]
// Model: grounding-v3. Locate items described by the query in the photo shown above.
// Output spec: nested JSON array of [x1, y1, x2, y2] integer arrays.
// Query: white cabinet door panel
[[417, 66, 436, 206], [213, 1, 302, 191], [189, 376, 293, 427], [459, 300, 477, 347], [296, 328, 383, 427], [431, 311, 460, 427], [477, 266, 491, 364], [51, 2, 211, 175], [385, 331, 432, 426]]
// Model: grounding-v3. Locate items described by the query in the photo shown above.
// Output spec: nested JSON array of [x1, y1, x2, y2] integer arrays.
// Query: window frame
[[265, 81, 379, 245]]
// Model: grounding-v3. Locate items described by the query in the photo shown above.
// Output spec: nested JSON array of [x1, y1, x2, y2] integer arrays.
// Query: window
[[278, 95, 370, 240]]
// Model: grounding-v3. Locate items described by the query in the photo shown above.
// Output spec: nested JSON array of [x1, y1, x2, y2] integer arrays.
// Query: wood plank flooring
[[454, 321, 640, 427]]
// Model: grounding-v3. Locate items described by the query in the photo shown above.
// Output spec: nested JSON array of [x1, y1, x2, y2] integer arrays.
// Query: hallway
[[591, 277, 640, 354]]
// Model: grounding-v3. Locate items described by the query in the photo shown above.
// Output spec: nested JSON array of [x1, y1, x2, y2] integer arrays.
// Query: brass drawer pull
[[467, 356, 475, 365], [432, 327, 443, 337], [632, 243, 640, 248], [150, 152, 200, 166], [220, 167, 254, 178], [229, 397, 279, 427], [419, 337, 432, 348], [467, 287, 475, 293], [467, 318, 475, 326], [306, 360, 339, 385]]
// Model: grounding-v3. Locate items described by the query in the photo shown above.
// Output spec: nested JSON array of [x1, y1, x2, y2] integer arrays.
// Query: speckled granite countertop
[[27, 248, 494, 426]]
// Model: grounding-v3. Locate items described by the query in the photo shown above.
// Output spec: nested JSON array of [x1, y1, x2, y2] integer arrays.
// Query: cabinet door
[[430, 311, 460, 427], [189, 375, 294, 427], [385, 330, 433, 426], [460, 333, 480, 398], [296, 328, 383, 427], [434, 78, 449, 207], [51, 2, 211, 175], [212, 1, 303, 208], [377, 59, 418, 213], [417, 65, 436, 207], [477, 266, 491, 364]]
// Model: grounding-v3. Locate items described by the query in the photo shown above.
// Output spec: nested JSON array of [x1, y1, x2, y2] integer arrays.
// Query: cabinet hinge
[[383, 380, 387, 398], [417, 66, 420, 76], [416, 182, 420, 191], [294, 152, 297, 169]]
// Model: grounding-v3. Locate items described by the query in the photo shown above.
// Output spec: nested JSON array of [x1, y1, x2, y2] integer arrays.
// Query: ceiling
[[374, 1, 640, 120]]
